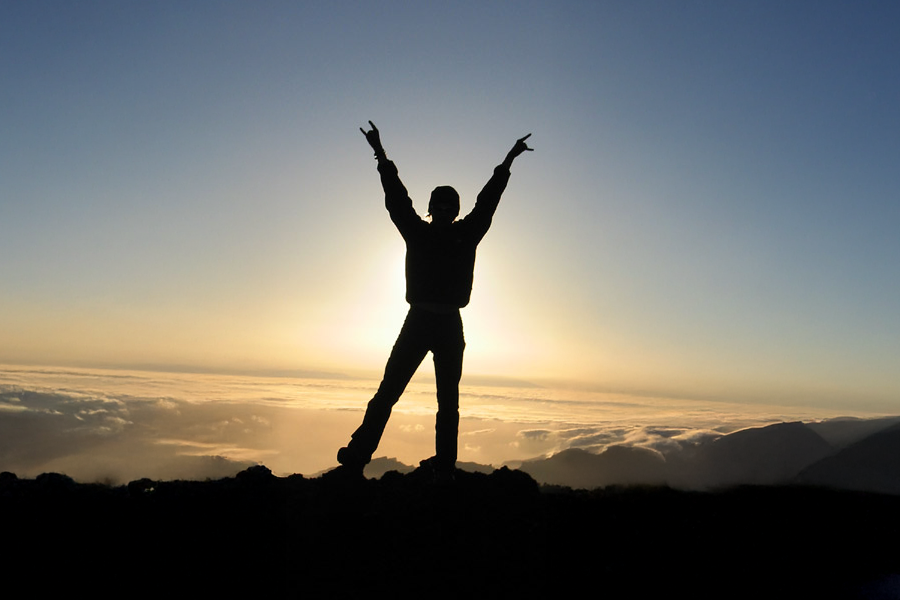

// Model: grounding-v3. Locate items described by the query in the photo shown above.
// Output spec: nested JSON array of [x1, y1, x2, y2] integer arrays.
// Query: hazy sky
[[2, 1, 899, 410]]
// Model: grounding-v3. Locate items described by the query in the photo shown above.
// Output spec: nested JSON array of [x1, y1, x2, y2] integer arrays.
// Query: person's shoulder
[[447, 217, 483, 240], [397, 214, 429, 237]]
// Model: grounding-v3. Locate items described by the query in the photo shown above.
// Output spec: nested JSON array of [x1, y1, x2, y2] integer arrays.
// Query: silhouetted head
[[427, 186, 459, 226]]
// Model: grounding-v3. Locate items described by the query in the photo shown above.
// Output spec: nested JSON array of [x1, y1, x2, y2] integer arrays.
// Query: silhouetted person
[[335, 121, 532, 480]]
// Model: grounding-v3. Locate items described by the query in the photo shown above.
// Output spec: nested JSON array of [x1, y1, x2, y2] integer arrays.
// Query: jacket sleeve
[[461, 165, 511, 242], [378, 159, 422, 237]]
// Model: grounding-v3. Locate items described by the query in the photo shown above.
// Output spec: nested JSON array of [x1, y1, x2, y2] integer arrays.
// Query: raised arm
[[360, 121, 420, 234], [463, 133, 533, 241]]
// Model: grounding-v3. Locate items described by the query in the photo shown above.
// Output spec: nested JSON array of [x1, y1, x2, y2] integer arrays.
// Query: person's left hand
[[509, 133, 533, 158]]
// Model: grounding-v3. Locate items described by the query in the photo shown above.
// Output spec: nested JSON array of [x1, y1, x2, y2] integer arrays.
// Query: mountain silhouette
[[513, 421, 846, 491], [675, 421, 834, 489], [798, 422, 900, 495], [518, 445, 666, 489], [806, 415, 900, 448]]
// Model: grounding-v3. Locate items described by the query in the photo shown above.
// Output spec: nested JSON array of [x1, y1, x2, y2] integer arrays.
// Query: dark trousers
[[348, 306, 465, 468]]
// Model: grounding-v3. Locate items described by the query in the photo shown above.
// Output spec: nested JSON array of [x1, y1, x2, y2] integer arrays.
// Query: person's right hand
[[360, 120, 383, 153]]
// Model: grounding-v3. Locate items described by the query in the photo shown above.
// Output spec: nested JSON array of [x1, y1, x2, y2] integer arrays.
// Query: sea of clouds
[[0, 364, 881, 484]]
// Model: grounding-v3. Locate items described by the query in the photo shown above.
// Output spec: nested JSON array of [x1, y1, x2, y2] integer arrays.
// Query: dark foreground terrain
[[3, 466, 899, 599]]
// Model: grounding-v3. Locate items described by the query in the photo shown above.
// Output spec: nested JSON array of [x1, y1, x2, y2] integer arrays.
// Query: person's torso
[[404, 222, 479, 308]]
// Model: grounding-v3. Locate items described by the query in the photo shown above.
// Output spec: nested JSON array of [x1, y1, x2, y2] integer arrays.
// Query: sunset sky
[[2, 1, 899, 412]]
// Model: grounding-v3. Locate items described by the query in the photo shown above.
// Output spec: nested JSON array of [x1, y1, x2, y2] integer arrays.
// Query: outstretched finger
[[518, 133, 532, 142], [369, 120, 378, 132]]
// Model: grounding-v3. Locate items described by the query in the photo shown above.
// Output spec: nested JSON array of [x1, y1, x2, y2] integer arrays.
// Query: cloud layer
[[1, 365, 892, 485]]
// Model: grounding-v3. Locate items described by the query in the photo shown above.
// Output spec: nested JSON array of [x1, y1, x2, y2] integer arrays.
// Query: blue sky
[[2, 1, 898, 411]]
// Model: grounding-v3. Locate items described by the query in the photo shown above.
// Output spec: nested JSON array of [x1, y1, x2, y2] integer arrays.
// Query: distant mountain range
[[362, 416, 900, 495]]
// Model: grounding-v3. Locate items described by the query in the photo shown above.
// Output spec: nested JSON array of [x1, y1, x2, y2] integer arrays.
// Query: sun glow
[[464, 256, 547, 375], [305, 241, 409, 372], [298, 231, 561, 382]]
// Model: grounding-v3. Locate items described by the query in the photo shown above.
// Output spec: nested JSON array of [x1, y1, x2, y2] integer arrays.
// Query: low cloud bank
[[2, 369, 898, 493], [514, 417, 900, 494], [0, 387, 258, 482]]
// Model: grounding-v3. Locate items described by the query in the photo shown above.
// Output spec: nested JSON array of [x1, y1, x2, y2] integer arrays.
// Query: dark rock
[[35, 472, 76, 490], [1, 466, 898, 597], [235, 464, 275, 483]]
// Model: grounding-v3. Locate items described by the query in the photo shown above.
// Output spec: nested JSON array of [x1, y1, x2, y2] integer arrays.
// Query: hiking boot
[[418, 456, 456, 486], [337, 446, 366, 469]]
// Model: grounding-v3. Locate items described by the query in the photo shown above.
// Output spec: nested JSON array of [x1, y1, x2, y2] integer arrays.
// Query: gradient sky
[[2, 1, 899, 411]]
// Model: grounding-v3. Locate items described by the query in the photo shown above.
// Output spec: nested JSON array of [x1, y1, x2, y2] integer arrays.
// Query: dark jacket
[[377, 159, 510, 308]]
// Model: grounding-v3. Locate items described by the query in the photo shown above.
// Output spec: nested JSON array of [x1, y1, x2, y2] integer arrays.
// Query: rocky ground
[[3, 466, 899, 598]]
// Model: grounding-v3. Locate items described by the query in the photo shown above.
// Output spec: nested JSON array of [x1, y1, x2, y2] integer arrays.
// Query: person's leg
[[341, 309, 429, 466], [432, 312, 465, 471]]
